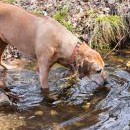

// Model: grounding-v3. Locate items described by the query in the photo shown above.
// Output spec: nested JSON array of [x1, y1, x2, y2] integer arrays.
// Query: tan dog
[[0, 3, 105, 98]]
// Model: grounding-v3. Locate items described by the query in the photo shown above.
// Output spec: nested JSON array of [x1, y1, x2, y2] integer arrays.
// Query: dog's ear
[[78, 42, 90, 57], [82, 60, 92, 74], [78, 60, 92, 77]]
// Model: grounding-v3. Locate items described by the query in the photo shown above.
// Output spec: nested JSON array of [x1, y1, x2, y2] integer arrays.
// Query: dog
[[0, 3, 106, 99]]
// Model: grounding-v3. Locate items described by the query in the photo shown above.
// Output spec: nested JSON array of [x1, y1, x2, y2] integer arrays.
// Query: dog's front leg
[[37, 55, 54, 101], [38, 64, 49, 98]]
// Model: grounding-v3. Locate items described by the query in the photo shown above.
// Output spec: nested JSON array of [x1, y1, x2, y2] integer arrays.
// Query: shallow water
[[0, 50, 129, 130], [0, 69, 109, 130]]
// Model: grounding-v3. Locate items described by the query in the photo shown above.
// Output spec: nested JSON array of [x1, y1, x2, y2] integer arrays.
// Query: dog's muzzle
[[91, 71, 108, 86], [79, 71, 108, 86]]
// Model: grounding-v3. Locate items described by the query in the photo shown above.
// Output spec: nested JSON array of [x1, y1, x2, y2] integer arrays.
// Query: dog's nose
[[96, 69, 102, 74], [101, 71, 108, 81]]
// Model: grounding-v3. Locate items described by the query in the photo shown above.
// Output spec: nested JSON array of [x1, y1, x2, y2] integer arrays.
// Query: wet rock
[[0, 64, 130, 130], [65, 78, 99, 105], [41, 68, 130, 130], [51, 110, 58, 116], [87, 70, 130, 130], [34, 110, 44, 116], [0, 92, 11, 106], [5, 70, 43, 110], [0, 66, 101, 109]]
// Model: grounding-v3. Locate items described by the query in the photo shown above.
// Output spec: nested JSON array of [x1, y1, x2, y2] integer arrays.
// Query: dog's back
[[0, 3, 38, 58], [0, 3, 79, 60]]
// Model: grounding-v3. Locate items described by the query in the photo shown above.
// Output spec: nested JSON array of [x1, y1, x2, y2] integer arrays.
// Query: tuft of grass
[[53, 8, 74, 32], [89, 15, 128, 49], [2, 0, 15, 4], [117, 1, 130, 38]]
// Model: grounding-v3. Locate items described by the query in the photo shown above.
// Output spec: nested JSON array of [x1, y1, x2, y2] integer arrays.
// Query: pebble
[[34, 110, 44, 116]]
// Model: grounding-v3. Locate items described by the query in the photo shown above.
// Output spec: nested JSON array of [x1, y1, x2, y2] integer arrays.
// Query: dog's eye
[[96, 69, 102, 74]]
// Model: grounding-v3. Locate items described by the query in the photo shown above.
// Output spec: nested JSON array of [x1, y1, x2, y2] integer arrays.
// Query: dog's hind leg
[[0, 40, 19, 70], [0, 40, 7, 69]]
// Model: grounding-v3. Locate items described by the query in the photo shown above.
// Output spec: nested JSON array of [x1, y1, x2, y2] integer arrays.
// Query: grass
[[2, 0, 15, 4], [2, 0, 129, 50], [88, 15, 128, 49], [53, 8, 74, 32], [32, 8, 74, 32], [32, 10, 44, 16]]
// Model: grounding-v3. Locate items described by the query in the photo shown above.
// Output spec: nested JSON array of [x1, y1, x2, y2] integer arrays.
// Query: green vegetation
[[32, 9, 43, 16], [2, 0, 15, 4], [89, 15, 128, 49], [2, 0, 129, 50], [53, 8, 74, 32]]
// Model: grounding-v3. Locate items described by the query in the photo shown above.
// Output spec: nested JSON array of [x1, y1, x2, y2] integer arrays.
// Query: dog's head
[[77, 42, 107, 85]]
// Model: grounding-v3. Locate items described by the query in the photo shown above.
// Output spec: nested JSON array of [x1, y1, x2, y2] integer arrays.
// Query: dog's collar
[[69, 42, 82, 69]]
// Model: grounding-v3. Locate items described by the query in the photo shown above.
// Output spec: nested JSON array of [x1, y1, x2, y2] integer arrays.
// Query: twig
[[103, 35, 125, 59]]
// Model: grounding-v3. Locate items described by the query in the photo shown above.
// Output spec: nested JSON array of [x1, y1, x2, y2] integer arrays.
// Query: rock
[[87, 70, 130, 130], [126, 61, 130, 68], [82, 0, 89, 2], [0, 92, 11, 106], [51, 110, 58, 116], [108, 0, 116, 4], [0, 62, 130, 130], [34, 110, 44, 116]]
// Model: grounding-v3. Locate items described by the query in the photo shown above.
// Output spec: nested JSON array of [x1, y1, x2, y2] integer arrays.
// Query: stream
[[0, 49, 129, 130]]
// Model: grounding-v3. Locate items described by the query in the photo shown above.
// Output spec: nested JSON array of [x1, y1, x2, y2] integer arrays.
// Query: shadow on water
[[0, 50, 129, 130]]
